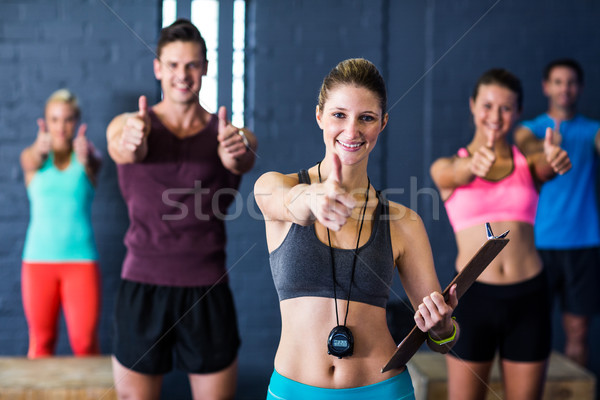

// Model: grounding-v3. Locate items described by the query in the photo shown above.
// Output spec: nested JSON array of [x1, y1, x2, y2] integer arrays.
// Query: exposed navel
[[329, 365, 335, 376]]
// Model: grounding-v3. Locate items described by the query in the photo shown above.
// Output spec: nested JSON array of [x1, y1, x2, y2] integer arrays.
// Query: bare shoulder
[[387, 200, 426, 237], [254, 171, 299, 208], [255, 171, 298, 190], [386, 200, 436, 290], [255, 171, 303, 250], [386, 201, 429, 261]]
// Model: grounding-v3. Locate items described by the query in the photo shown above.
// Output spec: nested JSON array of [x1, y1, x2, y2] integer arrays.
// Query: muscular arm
[[254, 171, 322, 226], [21, 120, 51, 186], [255, 156, 355, 251], [255, 171, 321, 253], [515, 125, 554, 182], [255, 161, 355, 226], [20, 146, 46, 186], [391, 204, 459, 352], [514, 125, 543, 155], [106, 96, 150, 165], [528, 152, 558, 183], [106, 112, 149, 164], [515, 124, 572, 182], [392, 206, 442, 308], [430, 156, 475, 200], [20, 145, 46, 175]]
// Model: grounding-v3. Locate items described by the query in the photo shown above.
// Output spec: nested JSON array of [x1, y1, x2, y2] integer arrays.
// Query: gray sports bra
[[268, 169, 395, 308]]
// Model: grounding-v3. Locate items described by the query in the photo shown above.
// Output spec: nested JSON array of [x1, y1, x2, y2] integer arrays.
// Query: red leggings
[[21, 261, 101, 358]]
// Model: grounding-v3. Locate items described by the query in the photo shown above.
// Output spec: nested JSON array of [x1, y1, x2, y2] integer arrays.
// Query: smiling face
[[470, 83, 520, 144], [316, 84, 388, 167], [154, 41, 208, 105], [45, 101, 78, 150], [543, 66, 581, 110]]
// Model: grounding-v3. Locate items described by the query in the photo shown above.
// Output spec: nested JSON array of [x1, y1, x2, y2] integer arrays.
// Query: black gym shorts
[[113, 279, 240, 374], [449, 270, 551, 363], [540, 247, 600, 316]]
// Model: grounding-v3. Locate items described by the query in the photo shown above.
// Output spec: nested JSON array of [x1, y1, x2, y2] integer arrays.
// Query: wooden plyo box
[[408, 351, 596, 400], [0, 356, 116, 400]]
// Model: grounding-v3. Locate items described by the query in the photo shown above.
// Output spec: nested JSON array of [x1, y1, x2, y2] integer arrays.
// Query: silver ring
[[237, 130, 249, 148]]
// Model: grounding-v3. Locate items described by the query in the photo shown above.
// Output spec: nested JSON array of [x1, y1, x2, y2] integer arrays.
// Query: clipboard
[[381, 223, 509, 373]]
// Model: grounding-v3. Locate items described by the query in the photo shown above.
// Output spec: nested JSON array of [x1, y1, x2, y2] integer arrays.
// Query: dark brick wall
[[1, 1, 599, 399]]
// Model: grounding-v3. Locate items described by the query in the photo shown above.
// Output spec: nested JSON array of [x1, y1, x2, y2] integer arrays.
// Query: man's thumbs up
[[138, 95, 150, 137], [217, 105, 250, 158], [120, 95, 150, 153], [544, 126, 571, 175], [544, 126, 554, 149], [218, 105, 228, 138], [138, 95, 148, 119]]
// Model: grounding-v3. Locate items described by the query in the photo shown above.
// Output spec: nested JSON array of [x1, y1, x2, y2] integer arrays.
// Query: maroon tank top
[[117, 110, 241, 286]]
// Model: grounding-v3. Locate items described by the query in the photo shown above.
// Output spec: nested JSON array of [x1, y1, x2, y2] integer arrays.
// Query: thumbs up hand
[[120, 95, 150, 153], [311, 154, 357, 231], [217, 106, 249, 159], [73, 124, 91, 165], [34, 118, 52, 158], [469, 135, 496, 178], [544, 127, 571, 175], [550, 118, 563, 147]]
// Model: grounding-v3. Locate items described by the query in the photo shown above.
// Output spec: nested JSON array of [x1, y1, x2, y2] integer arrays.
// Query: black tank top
[[268, 169, 395, 308]]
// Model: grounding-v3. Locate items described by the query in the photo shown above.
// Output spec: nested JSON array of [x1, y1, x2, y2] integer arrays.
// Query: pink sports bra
[[444, 145, 538, 233]]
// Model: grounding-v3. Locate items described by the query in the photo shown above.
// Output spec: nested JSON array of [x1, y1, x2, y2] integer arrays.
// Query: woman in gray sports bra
[[255, 58, 459, 400]]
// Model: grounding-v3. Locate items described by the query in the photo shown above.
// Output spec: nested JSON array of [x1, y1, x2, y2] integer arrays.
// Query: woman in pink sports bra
[[430, 69, 571, 400]]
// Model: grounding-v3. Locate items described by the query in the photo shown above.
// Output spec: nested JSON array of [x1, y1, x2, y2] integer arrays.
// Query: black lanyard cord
[[317, 162, 370, 327]]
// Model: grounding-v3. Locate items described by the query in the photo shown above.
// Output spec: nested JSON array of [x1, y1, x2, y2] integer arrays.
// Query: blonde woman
[[20, 89, 101, 357]]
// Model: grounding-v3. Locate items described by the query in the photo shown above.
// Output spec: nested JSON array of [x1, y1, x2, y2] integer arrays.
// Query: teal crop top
[[23, 152, 98, 261], [268, 170, 395, 308]]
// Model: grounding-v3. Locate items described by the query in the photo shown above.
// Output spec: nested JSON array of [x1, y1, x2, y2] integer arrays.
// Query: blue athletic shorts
[[266, 369, 415, 400]]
